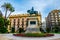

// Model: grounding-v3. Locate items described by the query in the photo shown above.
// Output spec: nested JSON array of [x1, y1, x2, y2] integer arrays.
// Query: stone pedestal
[[25, 19, 41, 33]]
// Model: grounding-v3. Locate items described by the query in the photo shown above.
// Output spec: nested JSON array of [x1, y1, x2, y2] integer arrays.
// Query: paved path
[[0, 34, 60, 40]]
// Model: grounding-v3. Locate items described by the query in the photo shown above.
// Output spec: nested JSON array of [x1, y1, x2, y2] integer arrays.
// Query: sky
[[0, 0, 60, 22]]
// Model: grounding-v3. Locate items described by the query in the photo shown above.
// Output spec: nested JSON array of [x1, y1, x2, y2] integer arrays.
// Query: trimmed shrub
[[0, 17, 8, 33], [11, 27, 15, 33], [13, 33, 54, 37], [25, 33, 45, 37], [0, 26, 8, 33], [19, 28, 25, 33], [46, 27, 51, 33]]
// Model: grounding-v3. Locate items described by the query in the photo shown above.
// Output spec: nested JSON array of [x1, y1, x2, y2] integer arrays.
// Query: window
[[56, 22, 58, 25], [52, 23, 55, 25], [18, 19, 20, 28], [51, 16, 53, 17], [59, 13, 60, 15], [51, 18, 54, 20], [56, 20, 58, 22], [55, 13, 57, 15], [59, 18, 60, 19], [51, 13, 53, 15], [55, 16, 57, 17], [51, 21, 54, 22], [13, 19, 15, 27], [59, 15, 60, 17], [56, 18, 57, 19], [30, 21, 36, 25]]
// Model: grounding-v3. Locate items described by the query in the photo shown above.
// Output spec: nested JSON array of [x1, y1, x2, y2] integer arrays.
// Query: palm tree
[[7, 7, 15, 18], [1, 3, 15, 27], [1, 3, 15, 19]]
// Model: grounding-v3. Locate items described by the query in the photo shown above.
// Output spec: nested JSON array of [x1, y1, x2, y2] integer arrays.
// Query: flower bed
[[45, 33, 54, 37], [13, 33, 54, 37], [13, 33, 25, 37]]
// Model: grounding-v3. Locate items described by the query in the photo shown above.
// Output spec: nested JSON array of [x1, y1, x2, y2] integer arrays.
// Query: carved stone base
[[25, 27, 41, 33], [25, 17, 41, 33]]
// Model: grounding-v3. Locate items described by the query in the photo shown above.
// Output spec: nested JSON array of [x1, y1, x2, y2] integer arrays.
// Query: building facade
[[46, 10, 60, 31], [8, 13, 42, 32]]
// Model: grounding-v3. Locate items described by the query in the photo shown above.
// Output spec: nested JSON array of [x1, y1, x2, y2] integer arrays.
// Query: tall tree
[[0, 17, 8, 33], [1, 3, 15, 27], [7, 6, 15, 18], [1, 3, 15, 19], [0, 11, 8, 33]]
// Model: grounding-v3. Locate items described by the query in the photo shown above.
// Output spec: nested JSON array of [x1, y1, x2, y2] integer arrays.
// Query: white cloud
[[0, 0, 60, 22]]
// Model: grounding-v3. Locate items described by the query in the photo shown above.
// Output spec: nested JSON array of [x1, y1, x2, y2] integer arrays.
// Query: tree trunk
[[4, 9, 7, 27], [5, 9, 7, 19], [7, 12, 12, 19]]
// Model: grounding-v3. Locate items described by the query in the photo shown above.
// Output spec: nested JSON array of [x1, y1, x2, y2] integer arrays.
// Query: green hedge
[[25, 33, 45, 37]]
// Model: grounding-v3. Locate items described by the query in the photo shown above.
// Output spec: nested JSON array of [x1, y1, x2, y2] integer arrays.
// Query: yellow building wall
[[8, 14, 42, 32]]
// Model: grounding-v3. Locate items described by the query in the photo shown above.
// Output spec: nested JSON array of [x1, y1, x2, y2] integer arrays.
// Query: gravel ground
[[0, 34, 60, 40]]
